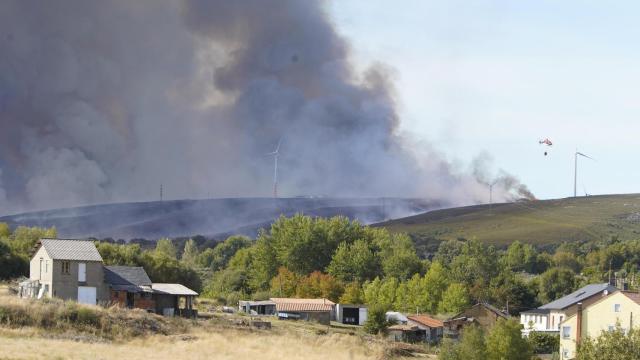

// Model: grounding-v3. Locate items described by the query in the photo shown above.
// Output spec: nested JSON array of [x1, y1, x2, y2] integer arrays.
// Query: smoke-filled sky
[[0, 0, 533, 215], [331, 0, 640, 200]]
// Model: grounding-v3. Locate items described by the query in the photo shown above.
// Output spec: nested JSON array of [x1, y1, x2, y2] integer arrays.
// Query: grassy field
[[0, 286, 425, 360], [376, 194, 640, 249]]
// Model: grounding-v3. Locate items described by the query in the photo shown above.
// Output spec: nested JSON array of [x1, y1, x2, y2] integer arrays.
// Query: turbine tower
[[267, 138, 282, 198], [574, 150, 594, 197]]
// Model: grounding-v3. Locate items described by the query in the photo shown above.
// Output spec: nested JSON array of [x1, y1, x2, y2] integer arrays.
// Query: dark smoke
[[0, 0, 531, 215], [471, 152, 536, 201]]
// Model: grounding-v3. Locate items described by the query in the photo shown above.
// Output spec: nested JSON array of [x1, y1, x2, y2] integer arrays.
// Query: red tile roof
[[408, 315, 444, 328], [270, 298, 335, 312], [622, 291, 640, 305]]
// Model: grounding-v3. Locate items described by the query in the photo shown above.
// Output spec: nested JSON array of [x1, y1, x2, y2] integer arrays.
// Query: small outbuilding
[[271, 298, 335, 325], [407, 315, 444, 344], [239, 300, 277, 315], [443, 302, 508, 338], [104, 266, 154, 311], [387, 324, 422, 343], [152, 283, 199, 318], [336, 304, 368, 326]]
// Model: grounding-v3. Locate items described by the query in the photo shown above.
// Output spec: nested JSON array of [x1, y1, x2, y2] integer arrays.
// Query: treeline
[[3, 214, 640, 316]]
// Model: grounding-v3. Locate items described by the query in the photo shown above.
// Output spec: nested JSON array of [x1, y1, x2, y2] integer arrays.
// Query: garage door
[[78, 286, 96, 305]]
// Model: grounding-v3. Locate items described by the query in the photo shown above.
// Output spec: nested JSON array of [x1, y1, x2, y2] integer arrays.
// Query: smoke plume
[[0, 0, 531, 215]]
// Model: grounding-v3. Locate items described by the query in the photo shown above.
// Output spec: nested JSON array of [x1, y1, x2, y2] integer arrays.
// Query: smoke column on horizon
[[0, 0, 531, 215]]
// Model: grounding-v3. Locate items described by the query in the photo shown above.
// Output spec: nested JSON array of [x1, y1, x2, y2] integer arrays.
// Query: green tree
[[528, 331, 559, 355], [327, 239, 381, 282], [155, 238, 177, 259], [204, 235, 252, 271], [340, 281, 364, 304], [377, 233, 422, 280], [439, 283, 470, 314], [538, 267, 576, 304], [423, 261, 449, 313], [248, 235, 279, 291], [438, 324, 487, 360], [269, 267, 298, 297], [181, 238, 199, 266], [485, 318, 532, 360], [363, 304, 393, 335], [577, 325, 640, 360], [0, 222, 10, 238], [296, 271, 344, 302]]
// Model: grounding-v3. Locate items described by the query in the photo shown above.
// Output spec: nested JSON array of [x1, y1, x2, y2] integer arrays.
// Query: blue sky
[[329, 0, 640, 200]]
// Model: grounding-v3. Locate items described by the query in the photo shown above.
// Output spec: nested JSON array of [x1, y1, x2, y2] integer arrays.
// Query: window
[[62, 261, 71, 274], [614, 304, 621, 312], [45, 260, 49, 273], [563, 349, 570, 359], [608, 325, 615, 332], [562, 326, 571, 339]]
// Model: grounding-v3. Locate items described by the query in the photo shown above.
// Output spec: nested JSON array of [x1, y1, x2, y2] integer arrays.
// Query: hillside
[[0, 197, 439, 240], [376, 194, 640, 250]]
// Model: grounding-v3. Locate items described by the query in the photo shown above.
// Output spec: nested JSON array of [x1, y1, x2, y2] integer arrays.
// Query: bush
[[528, 331, 559, 354], [363, 304, 392, 335]]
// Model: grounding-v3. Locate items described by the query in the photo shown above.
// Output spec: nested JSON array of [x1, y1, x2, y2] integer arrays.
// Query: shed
[[239, 300, 276, 315], [407, 315, 444, 343], [387, 324, 422, 343], [152, 283, 199, 318], [104, 266, 154, 311], [443, 303, 508, 338], [336, 304, 368, 326], [270, 298, 335, 325]]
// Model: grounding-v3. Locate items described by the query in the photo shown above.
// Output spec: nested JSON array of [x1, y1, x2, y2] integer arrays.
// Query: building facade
[[558, 291, 640, 360]]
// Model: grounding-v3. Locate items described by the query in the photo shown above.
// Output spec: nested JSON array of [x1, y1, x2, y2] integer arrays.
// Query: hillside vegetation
[[377, 194, 640, 249]]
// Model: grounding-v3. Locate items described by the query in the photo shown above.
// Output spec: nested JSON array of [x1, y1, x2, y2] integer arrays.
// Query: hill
[[0, 197, 439, 240], [376, 194, 640, 251]]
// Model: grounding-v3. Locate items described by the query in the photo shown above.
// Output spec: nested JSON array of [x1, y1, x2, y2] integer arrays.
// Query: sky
[[329, 0, 640, 200]]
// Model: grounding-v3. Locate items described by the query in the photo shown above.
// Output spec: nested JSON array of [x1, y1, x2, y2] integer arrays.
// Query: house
[[104, 266, 154, 311], [407, 315, 444, 343], [21, 238, 198, 317], [271, 298, 335, 325], [335, 304, 368, 326], [26, 239, 107, 304], [387, 324, 422, 343], [443, 303, 508, 338], [238, 300, 277, 315], [558, 290, 640, 360], [520, 283, 616, 336]]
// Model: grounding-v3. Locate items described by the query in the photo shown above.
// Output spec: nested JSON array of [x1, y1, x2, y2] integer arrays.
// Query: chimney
[[576, 302, 583, 345]]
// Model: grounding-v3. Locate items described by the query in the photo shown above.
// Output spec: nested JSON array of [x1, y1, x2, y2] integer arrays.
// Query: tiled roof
[[152, 283, 198, 296], [539, 283, 616, 310], [388, 324, 420, 331], [270, 298, 335, 312], [408, 315, 444, 328], [39, 239, 102, 262], [622, 291, 640, 305], [104, 266, 152, 287]]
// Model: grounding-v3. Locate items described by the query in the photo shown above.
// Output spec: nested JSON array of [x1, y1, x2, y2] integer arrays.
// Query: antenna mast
[[160, 184, 163, 201]]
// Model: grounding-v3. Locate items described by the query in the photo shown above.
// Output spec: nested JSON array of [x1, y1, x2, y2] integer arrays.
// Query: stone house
[[28, 238, 107, 304]]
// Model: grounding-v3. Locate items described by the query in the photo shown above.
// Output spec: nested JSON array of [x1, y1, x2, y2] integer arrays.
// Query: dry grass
[[0, 325, 388, 360], [0, 285, 425, 359], [0, 291, 188, 340]]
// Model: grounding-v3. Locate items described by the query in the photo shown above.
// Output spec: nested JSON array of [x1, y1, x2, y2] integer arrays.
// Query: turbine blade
[[576, 152, 594, 160]]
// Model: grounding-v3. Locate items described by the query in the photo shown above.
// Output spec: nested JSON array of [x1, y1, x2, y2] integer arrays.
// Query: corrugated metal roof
[[104, 266, 152, 287], [539, 283, 616, 310], [152, 283, 198, 296], [39, 239, 103, 262], [270, 298, 334, 312], [408, 315, 444, 328], [388, 324, 420, 331]]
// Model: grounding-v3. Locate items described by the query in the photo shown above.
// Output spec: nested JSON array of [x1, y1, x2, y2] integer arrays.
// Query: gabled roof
[[539, 283, 616, 310], [622, 291, 640, 305], [37, 239, 102, 262], [270, 298, 335, 312], [152, 283, 198, 296], [408, 315, 444, 328], [448, 302, 509, 321], [104, 266, 152, 288]]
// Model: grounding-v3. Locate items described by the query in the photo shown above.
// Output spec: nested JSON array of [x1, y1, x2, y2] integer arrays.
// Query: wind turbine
[[488, 178, 499, 213], [267, 138, 282, 198], [574, 150, 594, 197]]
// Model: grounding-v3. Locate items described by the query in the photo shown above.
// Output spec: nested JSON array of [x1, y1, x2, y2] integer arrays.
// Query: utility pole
[[160, 184, 163, 201]]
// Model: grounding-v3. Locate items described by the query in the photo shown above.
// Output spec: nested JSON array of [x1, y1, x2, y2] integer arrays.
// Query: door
[[78, 263, 86, 282], [359, 308, 368, 326], [78, 286, 96, 305]]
